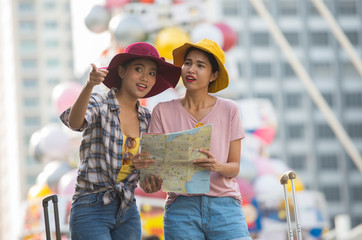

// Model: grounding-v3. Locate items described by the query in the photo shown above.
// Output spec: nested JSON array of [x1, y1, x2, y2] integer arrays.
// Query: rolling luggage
[[280, 170, 302, 240], [42, 194, 61, 240]]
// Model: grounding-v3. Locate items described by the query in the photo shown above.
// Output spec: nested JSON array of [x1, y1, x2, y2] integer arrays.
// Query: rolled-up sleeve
[[59, 93, 101, 132]]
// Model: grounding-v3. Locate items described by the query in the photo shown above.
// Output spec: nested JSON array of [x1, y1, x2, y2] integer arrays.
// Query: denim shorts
[[163, 195, 252, 240], [69, 192, 141, 240]]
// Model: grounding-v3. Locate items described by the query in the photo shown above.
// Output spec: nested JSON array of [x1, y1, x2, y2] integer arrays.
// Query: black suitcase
[[42, 194, 61, 240]]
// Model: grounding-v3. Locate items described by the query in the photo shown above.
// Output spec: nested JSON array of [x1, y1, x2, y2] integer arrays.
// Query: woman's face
[[181, 49, 218, 92], [118, 58, 157, 98]]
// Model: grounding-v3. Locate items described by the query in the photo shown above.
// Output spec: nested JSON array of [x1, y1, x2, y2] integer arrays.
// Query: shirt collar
[[108, 88, 147, 120]]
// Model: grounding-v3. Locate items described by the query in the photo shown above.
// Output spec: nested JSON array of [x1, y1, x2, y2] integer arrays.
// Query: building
[[0, 0, 21, 239], [0, 0, 74, 238], [13, 0, 74, 197], [210, 0, 362, 228]]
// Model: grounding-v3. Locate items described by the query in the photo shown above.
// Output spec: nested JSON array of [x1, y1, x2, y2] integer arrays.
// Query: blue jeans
[[69, 192, 141, 240], [163, 195, 252, 240]]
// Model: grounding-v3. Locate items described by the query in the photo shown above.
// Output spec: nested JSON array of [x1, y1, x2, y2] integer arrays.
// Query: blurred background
[[1, 0, 362, 239]]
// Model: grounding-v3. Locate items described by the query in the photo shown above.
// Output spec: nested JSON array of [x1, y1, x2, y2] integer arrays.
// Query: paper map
[[140, 124, 212, 194]]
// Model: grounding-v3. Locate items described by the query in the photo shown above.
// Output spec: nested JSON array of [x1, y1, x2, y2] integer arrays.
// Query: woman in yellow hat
[[139, 39, 251, 239]]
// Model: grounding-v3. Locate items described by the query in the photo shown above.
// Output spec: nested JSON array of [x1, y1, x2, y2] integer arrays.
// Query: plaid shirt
[[60, 88, 151, 210]]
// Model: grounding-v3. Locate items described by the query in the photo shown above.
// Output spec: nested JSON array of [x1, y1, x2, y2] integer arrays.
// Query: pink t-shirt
[[149, 97, 245, 205]]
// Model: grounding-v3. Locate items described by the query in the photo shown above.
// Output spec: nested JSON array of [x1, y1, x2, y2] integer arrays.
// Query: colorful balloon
[[27, 183, 53, 200], [214, 22, 238, 51], [190, 23, 223, 47], [252, 127, 276, 145], [105, 0, 130, 9], [58, 168, 78, 196], [29, 130, 44, 163], [114, 15, 146, 47], [52, 81, 83, 115], [36, 161, 73, 193], [155, 27, 190, 60], [85, 5, 112, 33], [236, 178, 256, 201], [37, 124, 71, 163]]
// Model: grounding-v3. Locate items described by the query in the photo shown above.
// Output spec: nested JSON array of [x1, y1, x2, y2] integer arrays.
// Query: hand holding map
[[140, 125, 212, 194]]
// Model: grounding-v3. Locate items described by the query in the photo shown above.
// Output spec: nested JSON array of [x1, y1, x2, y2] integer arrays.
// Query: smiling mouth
[[136, 83, 147, 90]]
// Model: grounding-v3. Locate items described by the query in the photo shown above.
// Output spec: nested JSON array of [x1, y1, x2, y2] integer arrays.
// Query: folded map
[[140, 124, 212, 194]]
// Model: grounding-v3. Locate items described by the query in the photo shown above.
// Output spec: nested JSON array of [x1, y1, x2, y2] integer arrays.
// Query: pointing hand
[[88, 63, 109, 87]]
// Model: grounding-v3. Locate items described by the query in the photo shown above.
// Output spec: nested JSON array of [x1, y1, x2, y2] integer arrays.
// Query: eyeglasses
[[123, 136, 137, 165], [195, 122, 204, 128]]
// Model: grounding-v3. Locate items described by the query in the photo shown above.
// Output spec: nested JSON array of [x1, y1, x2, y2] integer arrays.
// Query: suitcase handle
[[280, 171, 302, 240], [42, 194, 61, 240]]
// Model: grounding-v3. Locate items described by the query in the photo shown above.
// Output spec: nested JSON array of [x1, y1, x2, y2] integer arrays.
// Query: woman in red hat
[[60, 42, 180, 240], [137, 39, 251, 240]]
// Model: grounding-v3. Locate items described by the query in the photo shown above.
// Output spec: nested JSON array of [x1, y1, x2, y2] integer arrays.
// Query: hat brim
[[172, 42, 229, 93], [103, 53, 181, 98]]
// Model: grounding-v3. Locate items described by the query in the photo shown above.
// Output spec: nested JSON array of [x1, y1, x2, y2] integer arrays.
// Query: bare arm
[[68, 64, 108, 129], [194, 139, 241, 178]]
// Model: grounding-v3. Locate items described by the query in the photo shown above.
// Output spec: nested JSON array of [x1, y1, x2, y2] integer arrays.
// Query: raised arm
[[68, 64, 108, 129]]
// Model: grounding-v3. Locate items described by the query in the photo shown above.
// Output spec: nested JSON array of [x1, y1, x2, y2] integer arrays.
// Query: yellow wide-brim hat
[[172, 38, 229, 93]]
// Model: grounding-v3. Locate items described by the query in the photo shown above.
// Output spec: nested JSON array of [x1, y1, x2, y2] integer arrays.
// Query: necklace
[[195, 122, 204, 128]]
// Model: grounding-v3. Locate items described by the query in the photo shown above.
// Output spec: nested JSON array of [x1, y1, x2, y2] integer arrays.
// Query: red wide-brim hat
[[103, 42, 181, 98]]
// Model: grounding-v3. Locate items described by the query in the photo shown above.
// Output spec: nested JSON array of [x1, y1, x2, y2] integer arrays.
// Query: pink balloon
[[214, 22, 238, 51], [140, 0, 155, 3], [52, 82, 82, 115], [105, 0, 129, 9], [253, 127, 276, 145], [58, 168, 78, 196], [254, 157, 275, 176], [235, 178, 256, 201]]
